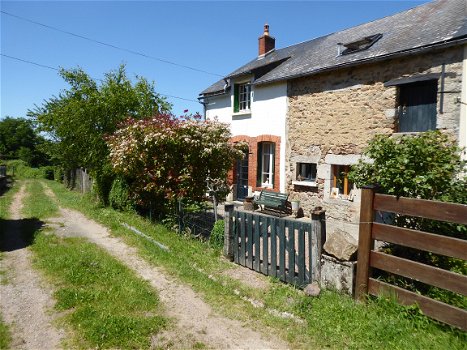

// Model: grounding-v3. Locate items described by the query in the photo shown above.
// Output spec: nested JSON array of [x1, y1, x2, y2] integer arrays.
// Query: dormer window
[[234, 83, 251, 113], [338, 33, 382, 55]]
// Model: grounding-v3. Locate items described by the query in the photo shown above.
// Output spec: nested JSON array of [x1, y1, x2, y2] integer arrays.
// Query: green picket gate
[[232, 210, 317, 287]]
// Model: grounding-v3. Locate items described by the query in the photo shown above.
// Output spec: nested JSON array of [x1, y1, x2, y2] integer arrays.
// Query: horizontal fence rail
[[373, 194, 467, 225], [372, 223, 467, 260], [356, 186, 467, 331], [231, 210, 319, 287]]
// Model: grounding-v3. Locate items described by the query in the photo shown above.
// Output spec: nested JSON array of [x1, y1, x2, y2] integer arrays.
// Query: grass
[[12, 179, 168, 349], [31, 234, 166, 349], [43, 178, 467, 349], [0, 321, 11, 350], [22, 180, 59, 219]]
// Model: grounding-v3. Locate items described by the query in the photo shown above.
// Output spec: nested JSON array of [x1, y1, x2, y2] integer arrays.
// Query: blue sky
[[1, 0, 427, 119]]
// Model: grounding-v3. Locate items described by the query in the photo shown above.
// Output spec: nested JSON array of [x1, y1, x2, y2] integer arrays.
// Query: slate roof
[[200, 0, 467, 96]]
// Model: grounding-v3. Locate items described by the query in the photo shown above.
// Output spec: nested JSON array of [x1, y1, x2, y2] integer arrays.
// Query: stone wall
[[286, 46, 464, 241]]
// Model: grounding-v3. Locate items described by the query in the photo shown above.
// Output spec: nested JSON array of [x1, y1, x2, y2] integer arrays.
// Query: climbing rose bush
[[107, 113, 244, 206]]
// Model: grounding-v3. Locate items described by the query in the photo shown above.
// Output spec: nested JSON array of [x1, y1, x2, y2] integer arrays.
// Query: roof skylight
[[338, 33, 383, 55]]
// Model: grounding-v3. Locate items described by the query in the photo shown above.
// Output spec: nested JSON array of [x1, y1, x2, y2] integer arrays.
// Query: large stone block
[[323, 229, 358, 261]]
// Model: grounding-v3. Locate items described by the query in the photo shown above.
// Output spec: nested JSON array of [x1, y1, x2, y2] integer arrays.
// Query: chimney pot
[[258, 23, 275, 57]]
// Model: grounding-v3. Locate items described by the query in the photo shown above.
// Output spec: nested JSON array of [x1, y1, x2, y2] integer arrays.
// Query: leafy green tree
[[29, 64, 171, 202], [0, 117, 50, 166]]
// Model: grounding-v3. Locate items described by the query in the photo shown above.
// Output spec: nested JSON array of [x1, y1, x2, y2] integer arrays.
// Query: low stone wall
[[320, 254, 357, 296]]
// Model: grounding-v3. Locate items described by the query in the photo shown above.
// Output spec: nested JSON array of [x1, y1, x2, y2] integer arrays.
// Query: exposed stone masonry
[[286, 46, 464, 240]]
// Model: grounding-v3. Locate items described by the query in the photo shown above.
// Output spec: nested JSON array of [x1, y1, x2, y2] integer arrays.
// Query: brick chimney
[[258, 24, 275, 56]]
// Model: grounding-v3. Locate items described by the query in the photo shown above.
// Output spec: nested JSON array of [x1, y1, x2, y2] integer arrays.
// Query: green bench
[[254, 190, 289, 216]]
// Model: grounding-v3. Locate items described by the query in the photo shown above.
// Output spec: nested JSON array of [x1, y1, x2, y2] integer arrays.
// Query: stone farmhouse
[[199, 0, 467, 242]]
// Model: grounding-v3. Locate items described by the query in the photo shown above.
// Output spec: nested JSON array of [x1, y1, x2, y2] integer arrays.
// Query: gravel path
[[43, 183, 288, 349], [0, 183, 66, 350]]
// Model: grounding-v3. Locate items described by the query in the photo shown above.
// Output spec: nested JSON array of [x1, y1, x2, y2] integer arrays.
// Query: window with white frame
[[234, 83, 251, 112], [258, 142, 275, 188]]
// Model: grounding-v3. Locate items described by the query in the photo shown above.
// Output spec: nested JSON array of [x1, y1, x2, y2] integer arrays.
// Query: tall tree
[[29, 65, 171, 201], [0, 116, 49, 166]]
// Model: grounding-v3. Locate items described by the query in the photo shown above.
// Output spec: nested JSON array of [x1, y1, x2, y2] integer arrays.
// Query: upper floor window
[[397, 80, 437, 132], [234, 83, 251, 113]]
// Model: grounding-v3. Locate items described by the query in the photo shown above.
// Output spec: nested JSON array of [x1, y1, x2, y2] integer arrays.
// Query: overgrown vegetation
[[44, 178, 467, 349], [108, 176, 134, 212], [349, 131, 467, 308]]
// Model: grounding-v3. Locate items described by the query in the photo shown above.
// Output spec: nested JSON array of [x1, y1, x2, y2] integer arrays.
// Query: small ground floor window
[[331, 165, 353, 198]]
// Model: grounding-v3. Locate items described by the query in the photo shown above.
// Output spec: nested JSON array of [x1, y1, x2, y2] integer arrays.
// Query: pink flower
[[183, 109, 189, 113]]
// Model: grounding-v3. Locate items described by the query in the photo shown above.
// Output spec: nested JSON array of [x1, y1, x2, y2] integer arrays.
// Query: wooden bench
[[254, 190, 289, 216]]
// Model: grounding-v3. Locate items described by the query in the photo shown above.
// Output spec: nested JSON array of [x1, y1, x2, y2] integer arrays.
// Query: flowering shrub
[[106, 113, 243, 207]]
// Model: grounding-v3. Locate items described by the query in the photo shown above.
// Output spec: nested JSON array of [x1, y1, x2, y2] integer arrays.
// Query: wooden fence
[[224, 205, 325, 287], [355, 186, 467, 330], [64, 168, 92, 193]]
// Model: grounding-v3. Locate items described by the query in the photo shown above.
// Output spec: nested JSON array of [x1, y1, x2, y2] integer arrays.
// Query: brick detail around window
[[230, 134, 281, 193]]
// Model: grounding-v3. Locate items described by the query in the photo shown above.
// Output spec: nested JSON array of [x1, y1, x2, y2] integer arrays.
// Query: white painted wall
[[460, 44, 467, 161], [205, 81, 288, 192]]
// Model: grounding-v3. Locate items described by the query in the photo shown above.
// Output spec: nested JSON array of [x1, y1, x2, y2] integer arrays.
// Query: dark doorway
[[398, 80, 437, 132], [236, 152, 249, 200]]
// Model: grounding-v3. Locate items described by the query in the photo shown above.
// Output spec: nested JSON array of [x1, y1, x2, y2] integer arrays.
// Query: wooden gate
[[355, 186, 467, 331], [232, 210, 320, 287]]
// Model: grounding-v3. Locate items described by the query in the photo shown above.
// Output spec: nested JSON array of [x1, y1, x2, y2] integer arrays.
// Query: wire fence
[[176, 199, 224, 239]]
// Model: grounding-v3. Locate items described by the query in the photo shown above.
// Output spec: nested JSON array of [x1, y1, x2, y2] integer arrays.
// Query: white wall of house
[[460, 44, 467, 161], [205, 81, 288, 192]]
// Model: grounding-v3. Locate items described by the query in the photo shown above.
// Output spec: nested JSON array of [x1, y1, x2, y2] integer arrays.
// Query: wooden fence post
[[355, 185, 376, 301], [311, 209, 326, 282], [224, 204, 235, 261]]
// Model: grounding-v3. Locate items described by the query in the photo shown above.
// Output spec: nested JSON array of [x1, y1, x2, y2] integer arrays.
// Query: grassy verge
[[18, 180, 167, 349], [0, 179, 19, 349], [44, 179, 467, 349]]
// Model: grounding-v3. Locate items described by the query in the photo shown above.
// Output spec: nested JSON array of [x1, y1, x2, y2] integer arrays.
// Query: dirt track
[[43, 183, 288, 349], [0, 184, 65, 349]]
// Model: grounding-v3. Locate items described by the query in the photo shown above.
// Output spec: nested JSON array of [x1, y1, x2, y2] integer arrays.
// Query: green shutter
[[234, 84, 239, 113], [257, 142, 262, 186]]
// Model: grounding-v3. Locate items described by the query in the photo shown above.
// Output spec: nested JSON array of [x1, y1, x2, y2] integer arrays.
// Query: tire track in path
[[0, 183, 65, 350], [43, 183, 289, 349]]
